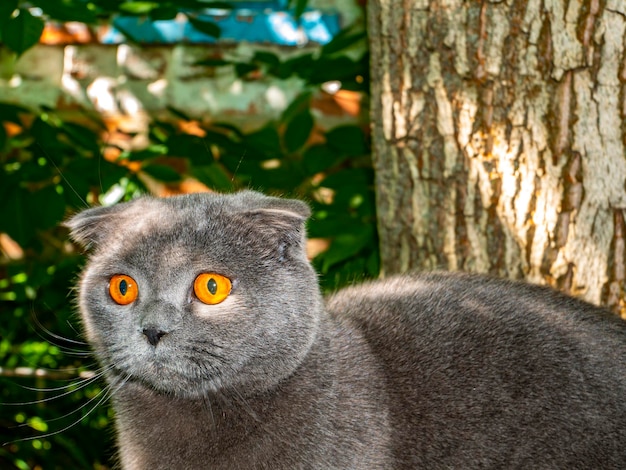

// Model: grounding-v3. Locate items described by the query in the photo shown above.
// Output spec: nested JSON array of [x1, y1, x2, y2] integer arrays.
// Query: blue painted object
[[101, 4, 340, 45]]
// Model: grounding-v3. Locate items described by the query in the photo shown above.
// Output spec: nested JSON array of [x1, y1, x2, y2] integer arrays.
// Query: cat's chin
[[109, 362, 221, 399]]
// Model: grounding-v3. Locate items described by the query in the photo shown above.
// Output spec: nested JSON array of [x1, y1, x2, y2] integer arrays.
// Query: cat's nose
[[142, 327, 168, 346]]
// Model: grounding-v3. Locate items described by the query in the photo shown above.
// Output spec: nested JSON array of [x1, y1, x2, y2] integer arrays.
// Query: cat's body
[[66, 191, 626, 469]]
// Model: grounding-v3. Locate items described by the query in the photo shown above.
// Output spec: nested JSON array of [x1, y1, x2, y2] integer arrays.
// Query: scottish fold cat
[[66, 190, 626, 469]]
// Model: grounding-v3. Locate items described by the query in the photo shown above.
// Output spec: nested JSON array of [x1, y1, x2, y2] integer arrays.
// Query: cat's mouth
[[109, 353, 220, 397]]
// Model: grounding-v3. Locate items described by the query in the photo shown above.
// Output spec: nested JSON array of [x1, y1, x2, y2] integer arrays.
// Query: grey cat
[[65, 190, 626, 469]]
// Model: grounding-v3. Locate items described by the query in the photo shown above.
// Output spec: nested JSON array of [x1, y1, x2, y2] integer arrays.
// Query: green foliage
[[0, 8, 44, 56], [194, 24, 369, 93], [0, 1, 374, 468]]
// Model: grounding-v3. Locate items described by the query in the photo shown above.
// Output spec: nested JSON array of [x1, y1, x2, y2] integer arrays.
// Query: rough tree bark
[[368, 0, 626, 316]]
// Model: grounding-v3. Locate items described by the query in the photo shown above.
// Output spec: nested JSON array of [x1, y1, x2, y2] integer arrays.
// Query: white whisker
[[3, 373, 128, 446], [3, 366, 111, 406]]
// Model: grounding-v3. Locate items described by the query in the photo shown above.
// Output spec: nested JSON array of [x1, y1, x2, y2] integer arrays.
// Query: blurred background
[[3, 1, 626, 468], [0, 1, 375, 468]]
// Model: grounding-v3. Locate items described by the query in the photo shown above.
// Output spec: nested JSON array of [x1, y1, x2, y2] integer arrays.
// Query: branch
[[0, 366, 96, 381]]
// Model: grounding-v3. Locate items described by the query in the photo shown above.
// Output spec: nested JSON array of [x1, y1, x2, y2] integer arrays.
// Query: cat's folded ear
[[63, 204, 125, 249], [232, 190, 311, 220], [232, 192, 311, 261]]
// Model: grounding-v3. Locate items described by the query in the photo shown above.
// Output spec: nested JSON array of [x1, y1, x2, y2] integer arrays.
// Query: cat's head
[[65, 191, 322, 398]]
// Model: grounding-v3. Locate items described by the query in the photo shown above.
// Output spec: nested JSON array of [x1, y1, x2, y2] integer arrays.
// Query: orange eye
[[194, 273, 231, 305], [109, 274, 138, 305]]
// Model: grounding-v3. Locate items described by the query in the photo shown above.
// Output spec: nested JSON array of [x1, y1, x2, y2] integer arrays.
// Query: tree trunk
[[368, 0, 626, 317]]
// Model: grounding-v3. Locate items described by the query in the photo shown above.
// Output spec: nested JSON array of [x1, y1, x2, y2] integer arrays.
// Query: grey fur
[[66, 191, 626, 469]]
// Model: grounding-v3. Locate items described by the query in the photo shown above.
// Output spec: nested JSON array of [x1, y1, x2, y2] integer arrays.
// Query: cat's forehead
[[115, 196, 216, 233], [66, 190, 310, 263], [111, 197, 229, 248]]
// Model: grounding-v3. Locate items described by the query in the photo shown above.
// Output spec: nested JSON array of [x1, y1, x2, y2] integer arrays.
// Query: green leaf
[[318, 227, 374, 272], [30, 0, 98, 23], [60, 157, 101, 207], [325, 125, 367, 156], [0, 183, 28, 246], [149, 6, 179, 21], [303, 144, 344, 175], [165, 106, 192, 121], [202, 127, 244, 154], [196, 1, 234, 8], [0, 121, 6, 151], [119, 2, 159, 15], [195, 1, 234, 8], [253, 51, 281, 68], [142, 163, 181, 182], [289, 0, 309, 20], [0, 0, 17, 26], [0, 102, 30, 123], [321, 28, 366, 56], [99, 160, 132, 192], [29, 184, 66, 230], [30, 117, 66, 151], [280, 53, 315, 81], [190, 163, 234, 192], [123, 145, 167, 161], [193, 57, 232, 67], [0, 184, 65, 246], [60, 122, 101, 155], [307, 215, 359, 238], [320, 168, 373, 189], [280, 91, 312, 125], [2, 9, 45, 56], [284, 110, 313, 153], [366, 250, 380, 277], [308, 56, 362, 84], [235, 62, 259, 77], [167, 134, 213, 164], [245, 125, 281, 156], [186, 15, 221, 38]]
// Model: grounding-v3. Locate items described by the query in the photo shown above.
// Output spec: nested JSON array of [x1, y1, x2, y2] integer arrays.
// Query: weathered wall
[[369, 0, 626, 314]]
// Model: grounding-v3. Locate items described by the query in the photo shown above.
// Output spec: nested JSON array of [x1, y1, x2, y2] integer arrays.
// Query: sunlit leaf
[[119, 2, 159, 15]]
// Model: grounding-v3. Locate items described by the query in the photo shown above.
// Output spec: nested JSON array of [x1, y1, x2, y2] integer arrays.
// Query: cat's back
[[326, 271, 626, 349], [325, 272, 626, 468]]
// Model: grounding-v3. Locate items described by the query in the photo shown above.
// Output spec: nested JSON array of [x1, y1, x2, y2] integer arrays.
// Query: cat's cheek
[[191, 295, 241, 319], [78, 307, 98, 344], [77, 291, 105, 346]]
